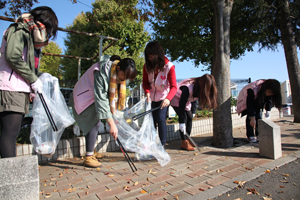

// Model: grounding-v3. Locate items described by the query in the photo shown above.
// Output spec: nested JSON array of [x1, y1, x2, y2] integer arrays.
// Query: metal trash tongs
[[132, 106, 160, 121], [184, 129, 201, 152], [38, 92, 58, 132]]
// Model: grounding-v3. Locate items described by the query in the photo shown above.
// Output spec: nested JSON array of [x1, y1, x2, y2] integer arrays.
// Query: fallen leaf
[[282, 173, 290, 177], [87, 185, 90, 189], [147, 177, 150, 181], [108, 174, 115, 177], [199, 188, 205, 191], [194, 153, 197, 155], [265, 169, 271, 173], [96, 168, 100, 170], [258, 180, 263, 183], [278, 191, 284, 193], [262, 197, 272, 200], [105, 189, 111, 191], [133, 181, 138, 186], [279, 180, 289, 183], [104, 172, 109, 175], [255, 184, 260, 187], [278, 186, 285, 188], [140, 190, 147, 194], [265, 193, 271, 196], [45, 193, 52, 198], [148, 169, 152, 173]]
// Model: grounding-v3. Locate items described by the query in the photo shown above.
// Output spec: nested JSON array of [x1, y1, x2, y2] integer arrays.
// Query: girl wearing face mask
[[0, 6, 58, 158]]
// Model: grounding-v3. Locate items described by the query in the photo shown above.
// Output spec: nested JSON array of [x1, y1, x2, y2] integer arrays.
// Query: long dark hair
[[118, 58, 137, 81], [192, 74, 218, 110], [144, 41, 166, 73], [256, 79, 282, 110], [30, 6, 58, 39]]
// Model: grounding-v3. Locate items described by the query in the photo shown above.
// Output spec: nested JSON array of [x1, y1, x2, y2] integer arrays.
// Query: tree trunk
[[277, 0, 300, 123], [211, 0, 234, 148]]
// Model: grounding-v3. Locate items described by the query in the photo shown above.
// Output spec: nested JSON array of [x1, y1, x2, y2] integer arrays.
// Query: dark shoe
[[247, 136, 257, 143], [181, 140, 195, 151]]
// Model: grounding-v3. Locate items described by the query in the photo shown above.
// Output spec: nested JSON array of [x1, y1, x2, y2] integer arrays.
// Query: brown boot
[[187, 137, 196, 147], [94, 149, 105, 159], [181, 140, 196, 151], [83, 155, 102, 168]]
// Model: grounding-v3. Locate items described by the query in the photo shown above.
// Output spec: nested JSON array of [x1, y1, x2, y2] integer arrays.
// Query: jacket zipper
[[9, 70, 13, 81], [77, 89, 89, 96]]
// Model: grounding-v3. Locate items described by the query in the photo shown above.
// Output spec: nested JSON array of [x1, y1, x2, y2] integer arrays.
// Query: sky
[[0, 0, 298, 84]]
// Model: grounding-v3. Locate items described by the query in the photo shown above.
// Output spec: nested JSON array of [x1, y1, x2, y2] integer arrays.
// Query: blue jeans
[[151, 101, 168, 145]]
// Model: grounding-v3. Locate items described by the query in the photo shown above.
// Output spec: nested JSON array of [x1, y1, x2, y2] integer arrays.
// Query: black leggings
[[0, 112, 23, 158], [85, 120, 101, 154], [172, 107, 193, 140]]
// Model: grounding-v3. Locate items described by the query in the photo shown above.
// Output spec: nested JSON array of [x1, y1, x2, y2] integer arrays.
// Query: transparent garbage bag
[[113, 98, 171, 167], [30, 73, 75, 157]]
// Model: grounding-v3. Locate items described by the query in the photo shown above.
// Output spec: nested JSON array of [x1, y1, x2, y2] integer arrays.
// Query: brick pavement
[[39, 116, 300, 200]]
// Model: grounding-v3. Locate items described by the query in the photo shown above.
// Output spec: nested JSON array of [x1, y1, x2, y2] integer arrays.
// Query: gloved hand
[[31, 79, 43, 94], [193, 114, 195, 118], [179, 123, 186, 133], [265, 111, 271, 119]]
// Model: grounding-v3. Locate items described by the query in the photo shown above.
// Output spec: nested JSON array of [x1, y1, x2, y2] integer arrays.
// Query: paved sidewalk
[[39, 116, 300, 200]]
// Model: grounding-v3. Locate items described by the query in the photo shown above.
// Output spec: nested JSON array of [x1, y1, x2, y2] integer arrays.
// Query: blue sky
[[0, 0, 297, 83]]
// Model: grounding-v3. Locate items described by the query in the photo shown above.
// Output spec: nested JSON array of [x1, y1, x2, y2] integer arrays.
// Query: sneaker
[[247, 136, 257, 143], [83, 156, 102, 168]]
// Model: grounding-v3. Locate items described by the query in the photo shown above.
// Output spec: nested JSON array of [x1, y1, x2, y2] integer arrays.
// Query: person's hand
[[108, 120, 118, 139], [250, 117, 256, 128], [31, 79, 43, 93], [110, 106, 115, 115], [145, 93, 150, 103], [179, 123, 186, 133], [265, 111, 271, 119], [161, 98, 170, 109], [29, 93, 36, 101], [193, 114, 195, 118]]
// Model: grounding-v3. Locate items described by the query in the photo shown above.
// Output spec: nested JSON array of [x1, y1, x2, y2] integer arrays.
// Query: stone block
[[0, 156, 39, 200], [259, 119, 282, 159]]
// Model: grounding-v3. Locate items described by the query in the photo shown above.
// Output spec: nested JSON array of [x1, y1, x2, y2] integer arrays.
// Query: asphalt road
[[213, 157, 300, 200]]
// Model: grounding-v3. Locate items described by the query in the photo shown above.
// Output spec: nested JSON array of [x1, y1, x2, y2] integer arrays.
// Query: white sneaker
[[247, 137, 257, 143]]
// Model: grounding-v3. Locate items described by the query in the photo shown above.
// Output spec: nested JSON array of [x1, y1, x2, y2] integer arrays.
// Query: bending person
[[142, 41, 177, 148], [237, 79, 282, 143], [70, 56, 137, 167], [0, 6, 58, 158], [171, 74, 218, 151]]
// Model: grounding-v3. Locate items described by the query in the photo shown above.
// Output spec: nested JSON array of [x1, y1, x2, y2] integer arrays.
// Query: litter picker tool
[[38, 92, 58, 132], [184, 129, 201, 152], [132, 106, 160, 121], [116, 138, 137, 172]]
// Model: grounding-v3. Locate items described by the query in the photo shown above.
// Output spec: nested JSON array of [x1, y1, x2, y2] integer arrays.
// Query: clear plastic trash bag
[[113, 98, 171, 167], [30, 73, 75, 157]]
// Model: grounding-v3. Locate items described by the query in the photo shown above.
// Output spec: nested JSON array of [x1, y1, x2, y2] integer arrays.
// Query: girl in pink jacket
[[237, 79, 282, 143], [142, 41, 177, 147], [171, 74, 218, 150]]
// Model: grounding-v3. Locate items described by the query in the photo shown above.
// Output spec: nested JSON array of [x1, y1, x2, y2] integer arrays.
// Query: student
[[142, 41, 177, 147], [0, 6, 58, 158], [171, 74, 218, 150], [69, 56, 137, 167], [237, 79, 282, 143]]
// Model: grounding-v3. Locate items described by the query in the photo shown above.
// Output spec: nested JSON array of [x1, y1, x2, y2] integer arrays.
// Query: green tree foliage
[[61, 0, 150, 88], [149, 0, 263, 70], [40, 41, 63, 78]]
